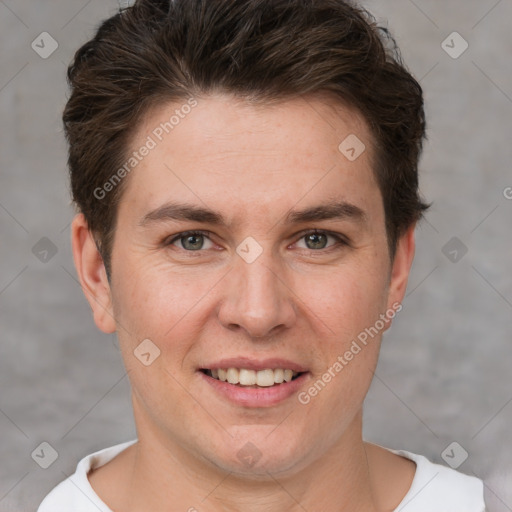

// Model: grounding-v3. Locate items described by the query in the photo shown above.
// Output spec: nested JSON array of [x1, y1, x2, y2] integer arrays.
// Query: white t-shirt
[[38, 440, 486, 512]]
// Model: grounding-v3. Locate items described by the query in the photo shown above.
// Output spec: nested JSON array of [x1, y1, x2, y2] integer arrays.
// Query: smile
[[202, 368, 301, 387], [199, 366, 309, 407]]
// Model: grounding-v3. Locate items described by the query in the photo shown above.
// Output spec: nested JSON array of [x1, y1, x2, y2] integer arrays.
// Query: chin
[[202, 427, 312, 478], [212, 452, 308, 480]]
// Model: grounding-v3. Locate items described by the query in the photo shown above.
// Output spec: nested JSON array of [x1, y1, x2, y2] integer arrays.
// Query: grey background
[[0, 0, 511, 510]]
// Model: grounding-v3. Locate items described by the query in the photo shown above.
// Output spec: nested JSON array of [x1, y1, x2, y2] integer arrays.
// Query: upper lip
[[201, 357, 308, 373]]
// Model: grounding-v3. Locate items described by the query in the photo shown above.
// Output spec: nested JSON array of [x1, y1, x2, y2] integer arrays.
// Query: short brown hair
[[63, 0, 429, 278]]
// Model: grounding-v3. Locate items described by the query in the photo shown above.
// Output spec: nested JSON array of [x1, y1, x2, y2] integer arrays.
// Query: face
[[74, 93, 414, 478]]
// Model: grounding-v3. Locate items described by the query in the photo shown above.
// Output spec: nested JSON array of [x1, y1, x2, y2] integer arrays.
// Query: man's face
[[87, 94, 412, 476]]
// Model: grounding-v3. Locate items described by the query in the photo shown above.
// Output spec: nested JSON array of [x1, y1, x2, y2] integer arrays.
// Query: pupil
[[307, 233, 326, 249], [184, 234, 203, 250]]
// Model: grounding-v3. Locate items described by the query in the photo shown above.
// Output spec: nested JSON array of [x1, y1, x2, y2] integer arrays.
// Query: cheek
[[298, 261, 389, 405], [299, 319, 382, 442], [304, 260, 390, 340], [109, 256, 221, 370], [111, 253, 188, 326]]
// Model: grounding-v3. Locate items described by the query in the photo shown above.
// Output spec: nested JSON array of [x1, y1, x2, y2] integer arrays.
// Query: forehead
[[120, 93, 380, 225], [138, 92, 373, 155]]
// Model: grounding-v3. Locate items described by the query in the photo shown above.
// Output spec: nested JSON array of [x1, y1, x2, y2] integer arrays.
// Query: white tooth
[[256, 369, 275, 387], [227, 368, 239, 384], [211, 369, 219, 379], [239, 369, 257, 386], [218, 368, 227, 382], [273, 369, 284, 384], [283, 369, 293, 382]]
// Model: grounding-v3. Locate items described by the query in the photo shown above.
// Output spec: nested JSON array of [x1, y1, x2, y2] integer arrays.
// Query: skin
[[72, 93, 417, 512]]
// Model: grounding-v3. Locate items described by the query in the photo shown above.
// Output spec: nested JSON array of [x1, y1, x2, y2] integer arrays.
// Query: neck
[[119, 410, 378, 512]]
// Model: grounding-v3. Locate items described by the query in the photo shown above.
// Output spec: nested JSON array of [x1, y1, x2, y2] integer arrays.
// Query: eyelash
[[165, 229, 349, 253]]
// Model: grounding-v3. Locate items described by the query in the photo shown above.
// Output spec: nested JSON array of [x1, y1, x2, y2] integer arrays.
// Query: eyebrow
[[139, 200, 367, 228]]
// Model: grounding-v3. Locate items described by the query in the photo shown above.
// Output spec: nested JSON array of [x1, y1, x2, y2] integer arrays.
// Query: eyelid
[[166, 228, 349, 252]]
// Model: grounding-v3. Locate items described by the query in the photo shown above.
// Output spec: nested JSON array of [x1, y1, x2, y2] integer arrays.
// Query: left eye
[[295, 230, 343, 250]]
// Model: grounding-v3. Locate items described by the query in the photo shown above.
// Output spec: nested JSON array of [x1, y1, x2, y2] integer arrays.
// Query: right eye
[[166, 230, 215, 251]]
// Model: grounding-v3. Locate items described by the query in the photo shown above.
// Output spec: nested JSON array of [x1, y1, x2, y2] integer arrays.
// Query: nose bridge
[[218, 246, 295, 337]]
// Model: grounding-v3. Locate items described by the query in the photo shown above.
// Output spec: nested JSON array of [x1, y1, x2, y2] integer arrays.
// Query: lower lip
[[199, 371, 310, 408]]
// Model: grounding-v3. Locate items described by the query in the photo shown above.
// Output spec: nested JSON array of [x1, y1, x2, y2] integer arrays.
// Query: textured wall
[[0, 1, 510, 510]]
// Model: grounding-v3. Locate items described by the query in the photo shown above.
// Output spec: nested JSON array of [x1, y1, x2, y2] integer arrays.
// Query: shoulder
[[37, 440, 136, 512], [389, 447, 486, 512]]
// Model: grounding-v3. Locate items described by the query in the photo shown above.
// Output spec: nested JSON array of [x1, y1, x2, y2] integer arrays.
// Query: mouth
[[198, 360, 310, 407], [200, 368, 304, 388]]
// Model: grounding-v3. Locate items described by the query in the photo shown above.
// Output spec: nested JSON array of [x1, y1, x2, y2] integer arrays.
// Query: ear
[[71, 213, 116, 334], [385, 224, 416, 316]]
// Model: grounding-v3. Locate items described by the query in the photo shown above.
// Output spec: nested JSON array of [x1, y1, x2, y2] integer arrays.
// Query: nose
[[217, 251, 297, 339]]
